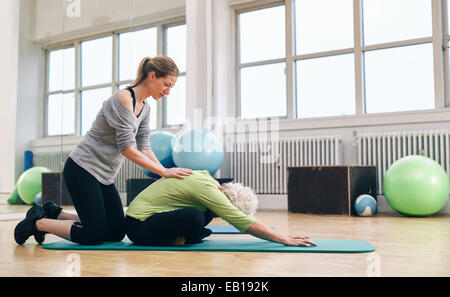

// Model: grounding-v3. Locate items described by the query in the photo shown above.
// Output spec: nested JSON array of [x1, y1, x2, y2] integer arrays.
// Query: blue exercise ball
[[354, 194, 377, 216], [35, 192, 42, 205], [139, 131, 177, 178], [172, 129, 224, 175]]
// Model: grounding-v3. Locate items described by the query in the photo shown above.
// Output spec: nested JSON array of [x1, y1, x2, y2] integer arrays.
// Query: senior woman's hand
[[281, 236, 318, 247]]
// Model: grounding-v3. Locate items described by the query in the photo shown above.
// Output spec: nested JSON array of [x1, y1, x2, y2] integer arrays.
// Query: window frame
[[235, 1, 289, 120], [233, 0, 448, 122], [162, 21, 188, 128], [43, 17, 186, 138]]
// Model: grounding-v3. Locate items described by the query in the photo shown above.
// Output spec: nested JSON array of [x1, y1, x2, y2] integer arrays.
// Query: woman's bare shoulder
[[117, 89, 133, 111]]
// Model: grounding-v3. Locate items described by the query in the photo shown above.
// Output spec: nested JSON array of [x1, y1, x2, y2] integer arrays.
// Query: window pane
[[448, 0, 450, 33], [364, 43, 435, 113], [81, 87, 112, 135], [240, 63, 286, 119], [48, 48, 75, 92], [119, 27, 157, 81], [81, 36, 112, 87], [296, 54, 355, 118], [239, 6, 285, 63], [47, 93, 75, 136], [166, 75, 186, 125], [148, 98, 157, 130], [167, 24, 186, 73], [295, 0, 354, 55], [362, 0, 432, 45]]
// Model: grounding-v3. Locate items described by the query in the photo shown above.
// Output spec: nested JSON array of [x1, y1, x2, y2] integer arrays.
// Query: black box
[[126, 177, 234, 206], [42, 172, 73, 206], [287, 166, 377, 216], [126, 178, 159, 206]]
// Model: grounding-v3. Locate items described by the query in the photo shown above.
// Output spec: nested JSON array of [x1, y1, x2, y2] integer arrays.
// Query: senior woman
[[125, 170, 317, 247]]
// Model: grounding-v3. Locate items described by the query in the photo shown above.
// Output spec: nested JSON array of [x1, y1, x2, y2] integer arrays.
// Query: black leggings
[[125, 208, 216, 246], [62, 157, 125, 245]]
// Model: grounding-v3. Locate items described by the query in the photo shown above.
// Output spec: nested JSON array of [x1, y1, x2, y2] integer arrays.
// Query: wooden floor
[[1, 204, 449, 277]]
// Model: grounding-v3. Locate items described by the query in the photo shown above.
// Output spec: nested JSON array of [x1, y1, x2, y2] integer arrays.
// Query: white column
[[186, 0, 235, 178], [186, 0, 214, 129], [0, 0, 20, 195], [212, 0, 233, 120], [186, 0, 234, 125]]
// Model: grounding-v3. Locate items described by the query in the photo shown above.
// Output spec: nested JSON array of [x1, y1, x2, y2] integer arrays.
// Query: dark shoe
[[185, 228, 212, 244], [43, 201, 63, 219], [34, 231, 46, 245], [201, 227, 212, 239], [14, 206, 45, 245]]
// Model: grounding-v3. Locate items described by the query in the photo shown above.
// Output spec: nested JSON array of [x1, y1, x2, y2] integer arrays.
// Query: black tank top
[[126, 87, 144, 116], [126, 87, 137, 112]]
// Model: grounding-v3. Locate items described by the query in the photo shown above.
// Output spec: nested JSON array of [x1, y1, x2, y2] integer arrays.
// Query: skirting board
[[2, 192, 449, 215], [254, 194, 450, 215]]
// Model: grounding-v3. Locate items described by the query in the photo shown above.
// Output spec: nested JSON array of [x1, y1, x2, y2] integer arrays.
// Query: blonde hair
[[129, 56, 179, 88], [220, 183, 258, 216]]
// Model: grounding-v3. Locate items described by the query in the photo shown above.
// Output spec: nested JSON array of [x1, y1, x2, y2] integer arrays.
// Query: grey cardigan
[[69, 92, 151, 185]]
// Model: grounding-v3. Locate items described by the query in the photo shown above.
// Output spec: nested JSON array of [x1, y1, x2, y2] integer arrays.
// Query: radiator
[[357, 130, 450, 195], [33, 152, 147, 192], [230, 136, 342, 194]]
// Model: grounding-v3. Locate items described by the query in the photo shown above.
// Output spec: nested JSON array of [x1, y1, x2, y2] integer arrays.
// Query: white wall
[[33, 0, 185, 43], [15, 0, 46, 183], [0, 0, 20, 197]]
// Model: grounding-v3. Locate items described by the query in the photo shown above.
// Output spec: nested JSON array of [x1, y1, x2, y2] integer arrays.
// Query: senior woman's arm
[[245, 219, 317, 247]]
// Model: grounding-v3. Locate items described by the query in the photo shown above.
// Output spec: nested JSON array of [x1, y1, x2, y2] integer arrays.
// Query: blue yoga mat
[[42, 238, 375, 253], [208, 225, 275, 234], [208, 225, 244, 234]]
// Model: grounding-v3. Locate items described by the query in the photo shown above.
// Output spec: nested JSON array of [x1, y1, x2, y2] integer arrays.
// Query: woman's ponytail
[[129, 56, 179, 88]]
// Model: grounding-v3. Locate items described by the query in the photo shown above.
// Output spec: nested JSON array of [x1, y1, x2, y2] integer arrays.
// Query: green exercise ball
[[16, 166, 52, 205], [383, 155, 450, 216]]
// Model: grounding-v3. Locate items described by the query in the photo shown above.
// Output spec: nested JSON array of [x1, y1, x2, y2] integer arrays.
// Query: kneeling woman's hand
[[162, 167, 193, 179]]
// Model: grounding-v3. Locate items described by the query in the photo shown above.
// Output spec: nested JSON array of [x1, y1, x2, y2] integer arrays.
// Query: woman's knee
[[107, 230, 125, 242], [72, 224, 108, 245]]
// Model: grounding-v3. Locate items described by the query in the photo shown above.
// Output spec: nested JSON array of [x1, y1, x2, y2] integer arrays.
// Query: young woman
[[125, 170, 317, 247], [14, 56, 192, 246]]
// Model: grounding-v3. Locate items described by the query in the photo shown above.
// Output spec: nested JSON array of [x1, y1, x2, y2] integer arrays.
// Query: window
[[236, 0, 441, 121], [294, 0, 355, 118], [46, 47, 75, 136], [362, 0, 432, 46], [241, 63, 286, 119], [118, 27, 157, 82], [238, 5, 286, 119], [45, 21, 186, 136], [80, 87, 112, 135], [47, 92, 75, 136], [364, 44, 435, 113], [295, 0, 354, 55], [165, 24, 187, 126], [445, 0, 450, 106], [296, 54, 355, 118], [81, 36, 112, 87], [362, 0, 434, 113], [239, 6, 285, 63], [118, 27, 158, 130]]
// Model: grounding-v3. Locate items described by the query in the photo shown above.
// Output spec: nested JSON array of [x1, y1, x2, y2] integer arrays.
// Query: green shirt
[[126, 170, 256, 232]]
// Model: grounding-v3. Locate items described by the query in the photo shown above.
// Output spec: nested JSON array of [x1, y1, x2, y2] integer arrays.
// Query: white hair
[[220, 183, 258, 216]]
